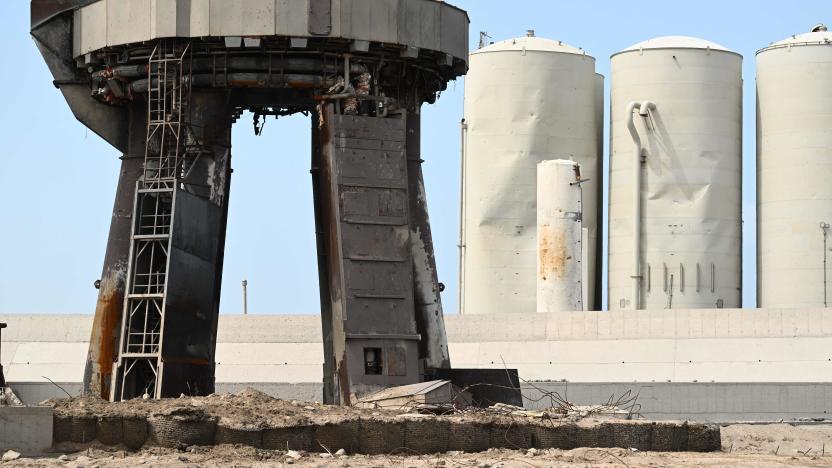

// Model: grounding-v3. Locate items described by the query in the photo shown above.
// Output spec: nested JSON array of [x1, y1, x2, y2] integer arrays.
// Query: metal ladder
[[111, 40, 192, 401]]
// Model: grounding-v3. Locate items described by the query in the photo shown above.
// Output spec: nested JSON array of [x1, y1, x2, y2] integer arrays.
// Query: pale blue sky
[[1, 1, 829, 314]]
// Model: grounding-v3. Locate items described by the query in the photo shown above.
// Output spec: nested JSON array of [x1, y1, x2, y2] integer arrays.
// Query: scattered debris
[[1, 387, 23, 406], [355, 380, 471, 410]]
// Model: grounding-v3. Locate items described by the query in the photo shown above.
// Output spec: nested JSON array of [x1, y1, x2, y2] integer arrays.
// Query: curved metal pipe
[[127, 73, 338, 94], [626, 100, 655, 310]]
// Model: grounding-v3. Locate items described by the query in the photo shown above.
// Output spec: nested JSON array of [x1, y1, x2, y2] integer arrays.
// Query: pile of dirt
[[43, 389, 722, 455], [45, 388, 390, 429], [722, 424, 832, 457], [4, 440, 832, 467]]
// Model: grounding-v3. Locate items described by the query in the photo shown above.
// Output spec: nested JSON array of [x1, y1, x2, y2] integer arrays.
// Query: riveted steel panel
[[336, 149, 407, 189], [340, 187, 408, 225], [341, 224, 410, 262], [209, 0, 275, 36], [317, 108, 420, 402]]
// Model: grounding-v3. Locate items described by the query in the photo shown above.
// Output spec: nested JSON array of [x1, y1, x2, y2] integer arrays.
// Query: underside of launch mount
[[29, 0, 509, 406]]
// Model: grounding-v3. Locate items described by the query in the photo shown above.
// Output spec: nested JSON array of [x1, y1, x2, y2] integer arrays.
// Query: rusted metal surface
[[83, 105, 145, 399], [406, 113, 450, 370], [461, 36, 600, 315], [536, 160, 584, 312], [0, 322, 6, 388], [311, 107, 338, 404], [30, 0, 93, 28], [31, 10, 128, 152], [35, 0, 469, 404], [315, 106, 422, 404]]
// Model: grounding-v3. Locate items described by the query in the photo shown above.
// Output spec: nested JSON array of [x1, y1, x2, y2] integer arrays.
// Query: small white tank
[[537, 160, 585, 312], [460, 33, 600, 314], [608, 36, 743, 310], [757, 24, 832, 308]]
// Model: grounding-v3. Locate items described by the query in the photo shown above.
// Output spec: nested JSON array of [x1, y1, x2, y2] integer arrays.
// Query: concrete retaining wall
[[0, 406, 53, 454], [49, 412, 721, 454], [3, 311, 832, 421]]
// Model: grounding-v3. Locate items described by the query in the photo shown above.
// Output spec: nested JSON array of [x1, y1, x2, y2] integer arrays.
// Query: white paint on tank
[[608, 36, 743, 310], [536, 160, 584, 313], [757, 24, 832, 308], [460, 35, 600, 314]]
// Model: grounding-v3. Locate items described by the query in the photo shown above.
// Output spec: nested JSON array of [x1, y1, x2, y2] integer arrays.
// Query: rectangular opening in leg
[[364, 348, 383, 375]]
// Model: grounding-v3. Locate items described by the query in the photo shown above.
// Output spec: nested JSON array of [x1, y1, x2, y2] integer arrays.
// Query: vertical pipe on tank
[[625, 101, 655, 309], [458, 118, 468, 315], [609, 37, 742, 310], [537, 160, 584, 312], [757, 26, 832, 308]]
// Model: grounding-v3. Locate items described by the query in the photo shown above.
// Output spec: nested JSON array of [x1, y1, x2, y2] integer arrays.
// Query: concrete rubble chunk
[[2, 450, 21, 461]]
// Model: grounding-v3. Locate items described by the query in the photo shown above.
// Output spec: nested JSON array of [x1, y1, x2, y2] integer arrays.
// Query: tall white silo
[[460, 33, 601, 314], [608, 36, 743, 310], [758, 25, 832, 308]]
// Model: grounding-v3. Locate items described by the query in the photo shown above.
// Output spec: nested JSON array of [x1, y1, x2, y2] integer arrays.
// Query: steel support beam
[[84, 104, 146, 399], [314, 105, 422, 405], [405, 112, 451, 371]]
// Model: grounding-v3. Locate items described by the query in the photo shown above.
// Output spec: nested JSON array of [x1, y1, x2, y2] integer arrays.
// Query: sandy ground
[[6, 392, 828, 466], [2, 424, 832, 467]]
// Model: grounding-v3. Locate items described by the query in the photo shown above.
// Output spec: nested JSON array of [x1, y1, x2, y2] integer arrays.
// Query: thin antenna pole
[[242, 280, 248, 315], [822, 223, 830, 307]]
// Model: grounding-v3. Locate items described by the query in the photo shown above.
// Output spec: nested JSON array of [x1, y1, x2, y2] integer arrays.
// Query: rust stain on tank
[[88, 268, 125, 399], [539, 224, 568, 281]]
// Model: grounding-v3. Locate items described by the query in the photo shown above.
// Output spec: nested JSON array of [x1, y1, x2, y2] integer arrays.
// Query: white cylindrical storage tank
[[758, 24, 832, 308], [460, 34, 600, 315], [537, 160, 584, 312], [608, 36, 743, 310], [594, 73, 605, 308]]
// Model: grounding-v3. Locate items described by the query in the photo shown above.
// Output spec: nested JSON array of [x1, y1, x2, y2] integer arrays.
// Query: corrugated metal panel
[[608, 40, 743, 310], [757, 28, 832, 308], [107, 0, 151, 47], [209, 0, 275, 37]]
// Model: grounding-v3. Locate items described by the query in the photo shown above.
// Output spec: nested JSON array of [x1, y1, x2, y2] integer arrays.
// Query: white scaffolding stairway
[[111, 41, 192, 401]]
